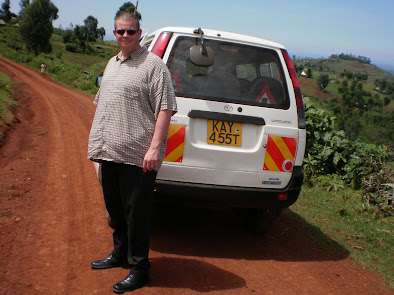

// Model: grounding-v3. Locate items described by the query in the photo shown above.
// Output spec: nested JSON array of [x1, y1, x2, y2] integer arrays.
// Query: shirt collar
[[116, 47, 146, 62]]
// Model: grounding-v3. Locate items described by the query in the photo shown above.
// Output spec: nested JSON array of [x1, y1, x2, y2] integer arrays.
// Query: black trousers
[[101, 160, 157, 272]]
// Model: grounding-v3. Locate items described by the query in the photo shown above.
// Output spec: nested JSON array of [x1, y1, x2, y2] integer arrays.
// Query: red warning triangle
[[256, 84, 276, 104]]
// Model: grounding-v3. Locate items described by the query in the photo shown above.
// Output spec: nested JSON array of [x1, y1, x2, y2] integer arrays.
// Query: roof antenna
[[134, 1, 139, 15]]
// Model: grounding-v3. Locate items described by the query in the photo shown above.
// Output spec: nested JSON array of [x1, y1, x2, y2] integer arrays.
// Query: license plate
[[207, 120, 242, 146]]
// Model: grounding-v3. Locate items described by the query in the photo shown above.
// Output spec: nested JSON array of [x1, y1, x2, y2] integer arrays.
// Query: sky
[[8, 0, 394, 71]]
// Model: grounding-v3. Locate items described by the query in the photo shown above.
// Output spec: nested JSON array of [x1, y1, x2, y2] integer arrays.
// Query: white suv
[[130, 27, 305, 232]]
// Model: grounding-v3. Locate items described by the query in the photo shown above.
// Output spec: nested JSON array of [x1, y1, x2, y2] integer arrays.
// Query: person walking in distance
[[40, 63, 46, 75], [87, 10, 177, 294]]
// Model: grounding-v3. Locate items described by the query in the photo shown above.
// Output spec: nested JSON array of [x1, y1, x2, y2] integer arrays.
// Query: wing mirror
[[190, 28, 214, 66], [95, 75, 103, 87]]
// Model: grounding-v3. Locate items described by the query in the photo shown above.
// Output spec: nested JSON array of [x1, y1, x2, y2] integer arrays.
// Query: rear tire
[[235, 208, 282, 234]]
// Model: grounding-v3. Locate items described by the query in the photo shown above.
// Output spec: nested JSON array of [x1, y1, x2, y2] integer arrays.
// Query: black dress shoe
[[112, 269, 149, 293], [91, 254, 122, 269]]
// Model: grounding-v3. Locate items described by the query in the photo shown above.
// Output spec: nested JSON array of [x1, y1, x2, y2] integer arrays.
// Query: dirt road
[[0, 56, 392, 295]]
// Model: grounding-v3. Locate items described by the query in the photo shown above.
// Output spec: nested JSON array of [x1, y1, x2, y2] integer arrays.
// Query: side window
[[260, 63, 281, 80], [236, 64, 256, 81]]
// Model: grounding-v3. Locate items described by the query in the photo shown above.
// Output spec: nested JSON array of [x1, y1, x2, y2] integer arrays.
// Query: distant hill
[[294, 56, 393, 148], [294, 56, 393, 103], [294, 56, 393, 83]]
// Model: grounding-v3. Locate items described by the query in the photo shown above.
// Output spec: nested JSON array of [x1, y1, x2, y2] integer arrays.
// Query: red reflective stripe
[[282, 136, 297, 155], [267, 136, 286, 171], [165, 126, 185, 157]]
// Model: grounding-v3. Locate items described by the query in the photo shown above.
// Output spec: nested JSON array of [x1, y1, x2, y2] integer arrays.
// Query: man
[[87, 11, 177, 294]]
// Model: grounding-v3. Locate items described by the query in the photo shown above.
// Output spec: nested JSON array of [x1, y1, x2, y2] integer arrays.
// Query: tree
[[84, 15, 98, 38], [19, 0, 30, 17], [19, 0, 58, 55], [354, 72, 368, 81], [0, 0, 17, 22], [317, 74, 329, 90], [345, 71, 353, 79], [74, 25, 88, 48], [62, 29, 77, 44], [115, 2, 141, 20], [97, 27, 105, 41], [293, 63, 303, 75], [81, 15, 99, 53], [307, 69, 312, 78]]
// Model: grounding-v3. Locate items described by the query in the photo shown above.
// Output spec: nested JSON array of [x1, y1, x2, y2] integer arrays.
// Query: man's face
[[113, 18, 142, 55]]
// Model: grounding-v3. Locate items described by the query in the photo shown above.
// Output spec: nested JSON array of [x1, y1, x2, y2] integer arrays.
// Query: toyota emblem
[[224, 105, 233, 112]]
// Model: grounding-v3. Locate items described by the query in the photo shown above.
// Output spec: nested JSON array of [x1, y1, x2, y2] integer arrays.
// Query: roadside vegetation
[[0, 25, 114, 96], [0, 71, 17, 144], [0, 0, 393, 288], [293, 56, 393, 287]]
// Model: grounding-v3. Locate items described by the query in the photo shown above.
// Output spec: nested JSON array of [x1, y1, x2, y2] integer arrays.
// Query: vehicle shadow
[[148, 256, 246, 291], [150, 203, 349, 262]]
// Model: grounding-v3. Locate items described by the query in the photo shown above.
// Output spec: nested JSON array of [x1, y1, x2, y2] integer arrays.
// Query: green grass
[[0, 72, 18, 144], [286, 175, 394, 288], [325, 82, 340, 97]]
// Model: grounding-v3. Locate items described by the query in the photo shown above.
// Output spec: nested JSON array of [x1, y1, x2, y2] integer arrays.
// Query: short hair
[[114, 12, 140, 30]]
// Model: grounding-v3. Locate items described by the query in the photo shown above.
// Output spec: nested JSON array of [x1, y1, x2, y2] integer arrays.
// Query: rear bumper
[[155, 167, 304, 208]]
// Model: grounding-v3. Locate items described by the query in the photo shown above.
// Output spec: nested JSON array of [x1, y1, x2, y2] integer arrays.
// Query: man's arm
[[143, 109, 173, 172]]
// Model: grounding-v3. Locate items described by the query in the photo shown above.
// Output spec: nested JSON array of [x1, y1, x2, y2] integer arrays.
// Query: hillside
[[297, 58, 393, 102], [296, 56, 393, 82], [295, 56, 393, 147]]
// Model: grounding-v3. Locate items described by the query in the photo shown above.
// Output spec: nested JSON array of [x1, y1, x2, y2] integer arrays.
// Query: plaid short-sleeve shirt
[[87, 47, 177, 170]]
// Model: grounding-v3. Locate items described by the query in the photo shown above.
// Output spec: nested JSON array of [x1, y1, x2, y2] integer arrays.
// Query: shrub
[[304, 98, 393, 218], [304, 98, 392, 181], [343, 142, 391, 188], [361, 166, 393, 218], [65, 43, 80, 53], [317, 74, 329, 90], [304, 98, 351, 178]]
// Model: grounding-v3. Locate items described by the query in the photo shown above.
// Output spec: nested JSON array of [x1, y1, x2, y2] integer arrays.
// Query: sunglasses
[[116, 29, 138, 36]]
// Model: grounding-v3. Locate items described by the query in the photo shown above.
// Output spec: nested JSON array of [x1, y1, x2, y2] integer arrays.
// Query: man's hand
[[143, 110, 173, 172], [143, 147, 159, 172]]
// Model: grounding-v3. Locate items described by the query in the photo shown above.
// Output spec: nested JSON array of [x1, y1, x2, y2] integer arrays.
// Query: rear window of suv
[[167, 36, 290, 109]]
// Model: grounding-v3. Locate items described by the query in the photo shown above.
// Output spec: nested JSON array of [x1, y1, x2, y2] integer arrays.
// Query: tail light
[[278, 193, 288, 200], [151, 32, 173, 58], [281, 49, 306, 129]]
